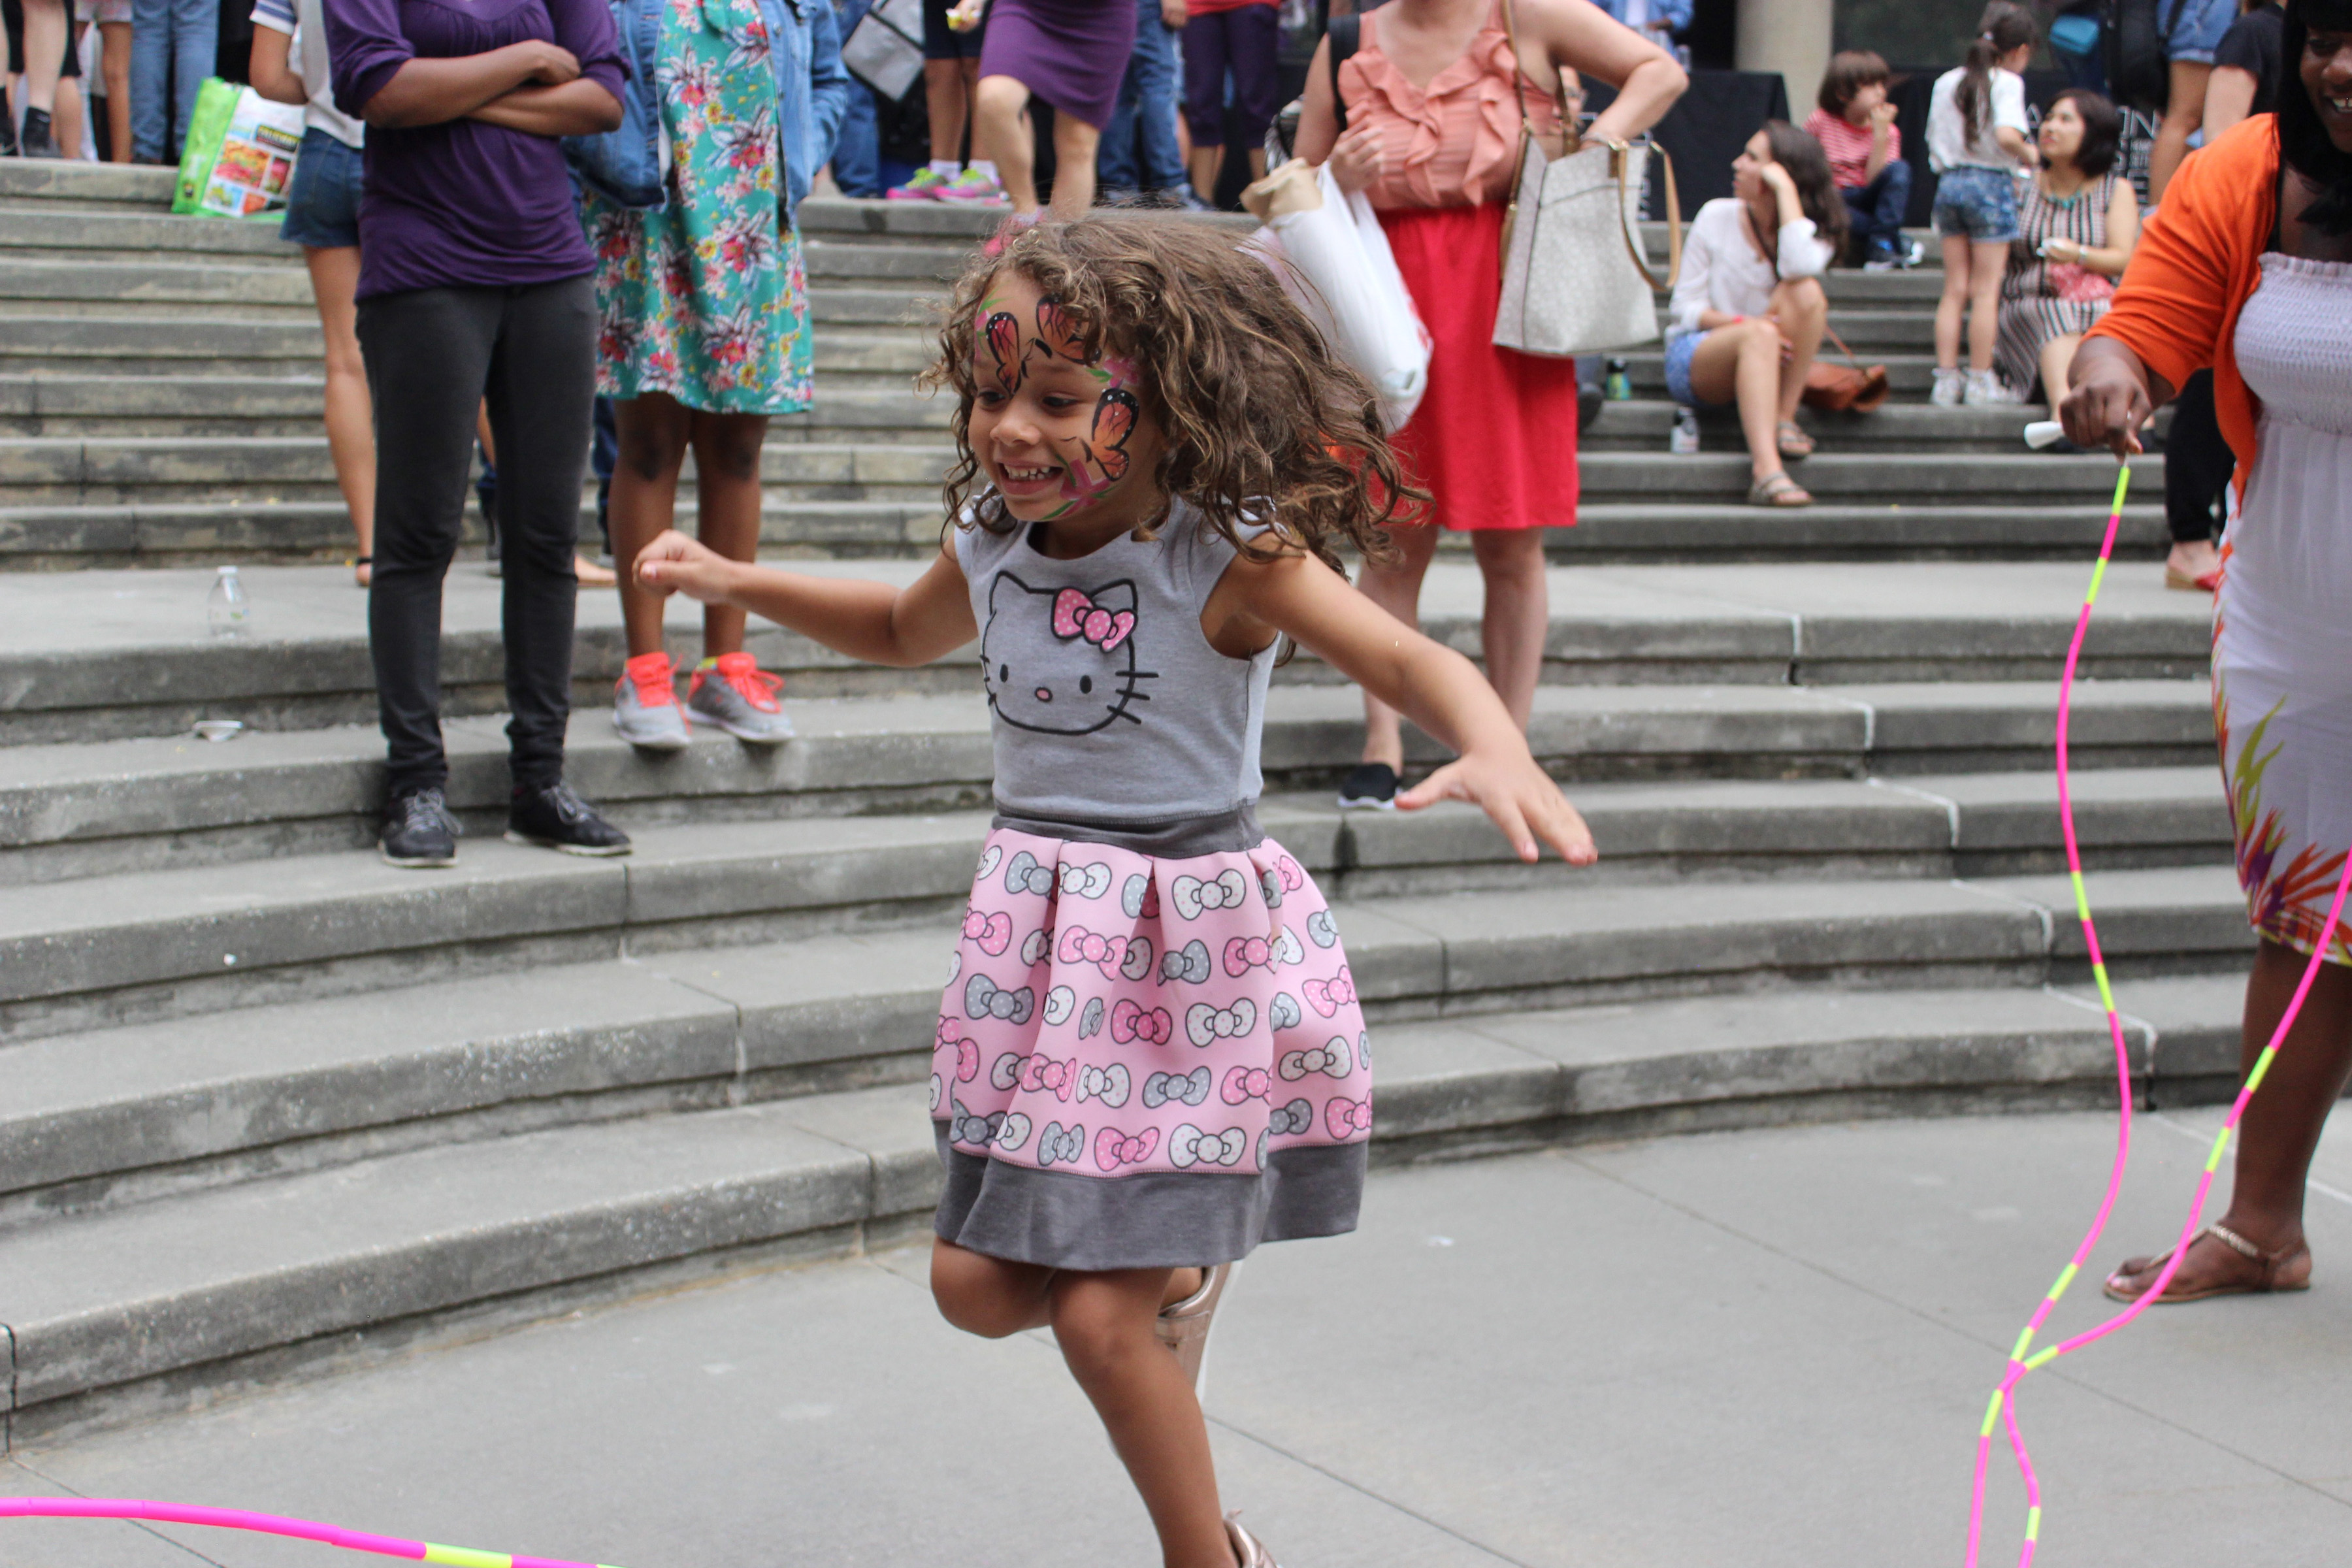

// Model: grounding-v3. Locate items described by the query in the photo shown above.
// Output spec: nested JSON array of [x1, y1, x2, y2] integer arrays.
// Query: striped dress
[[1996, 172, 2125, 399]]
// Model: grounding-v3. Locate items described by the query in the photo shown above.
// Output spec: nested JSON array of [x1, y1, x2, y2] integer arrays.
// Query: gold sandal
[[2101, 1222, 2312, 1304], [1225, 1514, 1281, 1568], [1156, 1262, 1235, 1396]]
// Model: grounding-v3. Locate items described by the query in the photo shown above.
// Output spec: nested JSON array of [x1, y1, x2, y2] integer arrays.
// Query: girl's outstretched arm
[[1209, 549, 1597, 867], [636, 529, 979, 668]]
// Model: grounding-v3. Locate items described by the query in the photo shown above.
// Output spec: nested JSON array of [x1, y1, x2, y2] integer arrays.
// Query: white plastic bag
[[1242, 160, 1429, 431]]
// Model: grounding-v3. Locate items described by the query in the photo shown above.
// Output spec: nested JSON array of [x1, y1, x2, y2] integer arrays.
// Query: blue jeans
[[1840, 160, 1912, 259], [1100, 0, 1183, 191], [827, 0, 883, 196], [130, 0, 217, 163]]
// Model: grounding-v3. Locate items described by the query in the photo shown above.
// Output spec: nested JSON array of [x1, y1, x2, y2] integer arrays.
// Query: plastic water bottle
[[206, 564, 251, 639], [1604, 357, 1631, 400], [1669, 406, 1701, 455]]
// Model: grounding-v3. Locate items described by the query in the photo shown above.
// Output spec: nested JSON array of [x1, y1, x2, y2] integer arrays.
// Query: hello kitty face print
[[982, 570, 1158, 736], [968, 278, 1152, 524]]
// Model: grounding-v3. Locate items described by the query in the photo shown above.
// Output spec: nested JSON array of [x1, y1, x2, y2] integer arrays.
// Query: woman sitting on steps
[[1663, 120, 1842, 508]]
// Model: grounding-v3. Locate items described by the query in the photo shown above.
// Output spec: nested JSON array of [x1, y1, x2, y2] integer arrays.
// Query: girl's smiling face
[[2306, 20, 2352, 154], [2038, 98, 2085, 168], [967, 270, 1167, 536]]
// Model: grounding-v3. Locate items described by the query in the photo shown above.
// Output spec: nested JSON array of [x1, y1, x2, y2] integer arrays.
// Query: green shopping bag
[[172, 77, 307, 220]]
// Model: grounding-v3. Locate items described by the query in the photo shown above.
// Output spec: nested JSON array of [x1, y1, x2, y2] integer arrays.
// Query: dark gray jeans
[[356, 277, 596, 799]]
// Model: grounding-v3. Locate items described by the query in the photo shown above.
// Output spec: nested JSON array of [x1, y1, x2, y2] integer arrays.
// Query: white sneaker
[[1930, 367, 1965, 407], [1965, 368, 2021, 405], [613, 650, 690, 751]]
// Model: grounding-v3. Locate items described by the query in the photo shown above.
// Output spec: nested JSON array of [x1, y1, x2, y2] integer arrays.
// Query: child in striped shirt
[[1803, 50, 1920, 269]]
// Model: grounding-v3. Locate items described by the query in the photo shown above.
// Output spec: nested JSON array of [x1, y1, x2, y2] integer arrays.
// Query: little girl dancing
[[637, 217, 1596, 1567]]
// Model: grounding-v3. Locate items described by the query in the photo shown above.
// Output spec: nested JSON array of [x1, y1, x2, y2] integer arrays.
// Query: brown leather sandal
[[2101, 1222, 2313, 1304]]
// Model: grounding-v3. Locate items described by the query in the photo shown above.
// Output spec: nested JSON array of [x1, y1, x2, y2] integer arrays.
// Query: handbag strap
[[1496, 0, 1682, 294], [1821, 323, 1867, 373]]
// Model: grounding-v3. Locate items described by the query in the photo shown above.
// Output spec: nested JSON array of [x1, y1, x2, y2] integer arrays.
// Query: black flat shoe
[[506, 779, 631, 857], [1336, 761, 1399, 811], [381, 787, 460, 868]]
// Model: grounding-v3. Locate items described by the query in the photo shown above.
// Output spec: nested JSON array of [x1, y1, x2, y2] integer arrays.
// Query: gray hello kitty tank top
[[954, 502, 1275, 856]]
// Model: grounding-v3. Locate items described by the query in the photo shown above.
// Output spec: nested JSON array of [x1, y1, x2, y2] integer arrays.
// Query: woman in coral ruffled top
[[1293, 0, 1684, 809]]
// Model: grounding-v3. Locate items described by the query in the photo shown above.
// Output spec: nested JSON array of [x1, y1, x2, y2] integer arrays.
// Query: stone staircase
[[0, 161, 2243, 1448]]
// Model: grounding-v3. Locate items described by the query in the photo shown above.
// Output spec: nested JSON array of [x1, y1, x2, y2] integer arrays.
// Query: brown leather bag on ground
[[1801, 325, 1889, 412]]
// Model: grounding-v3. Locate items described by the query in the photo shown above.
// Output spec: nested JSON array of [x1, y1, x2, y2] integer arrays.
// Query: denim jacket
[[567, 0, 852, 214]]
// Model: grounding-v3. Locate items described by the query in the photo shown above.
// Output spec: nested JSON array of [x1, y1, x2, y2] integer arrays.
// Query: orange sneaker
[[687, 651, 792, 743], [613, 650, 689, 751]]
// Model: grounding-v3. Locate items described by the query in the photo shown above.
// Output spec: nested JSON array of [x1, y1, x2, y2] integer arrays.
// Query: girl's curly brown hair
[[919, 214, 1424, 574]]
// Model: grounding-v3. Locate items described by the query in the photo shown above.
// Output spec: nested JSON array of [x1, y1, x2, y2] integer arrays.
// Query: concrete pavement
[[7, 1107, 2349, 1568]]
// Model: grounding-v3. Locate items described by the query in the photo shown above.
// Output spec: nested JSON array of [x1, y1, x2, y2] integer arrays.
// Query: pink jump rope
[[1968, 436, 2352, 1566], [6, 451, 2347, 1568]]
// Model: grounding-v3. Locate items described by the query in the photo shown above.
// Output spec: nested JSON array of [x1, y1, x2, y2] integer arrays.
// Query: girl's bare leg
[[1686, 319, 1788, 485], [1355, 522, 1439, 770], [684, 411, 768, 659], [1770, 276, 1826, 423], [1934, 233, 1972, 368], [1051, 1269, 1233, 1568], [608, 393, 694, 659], [1966, 239, 2007, 372], [923, 58, 968, 162], [302, 245, 375, 583], [100, 20, 129, 160], [1049, 110, 1100, 220]]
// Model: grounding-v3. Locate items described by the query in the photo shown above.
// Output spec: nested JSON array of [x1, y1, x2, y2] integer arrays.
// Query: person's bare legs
[[302, 245, 376, 585], [1188, 144, 1222, 206], [1049, 111, 1101, 218], [609, 393, 694, 659], [1965, 239, 2006, 372], [99, 20, 129, 160], [1469, 529, 1547, 732], [2107, 939, 2352, 1298], [683, 410, 768, 659], [1770, 276, 1825, 425], [1686, 318, 1803, 493], [2168, 535, 2225, 583], [54, 73, 82, 156], [2038, 331, 2083, 411], [1355, 523, 1439, 770], [975, 73, 1039, 214], [2147, 59, 2212, 206]]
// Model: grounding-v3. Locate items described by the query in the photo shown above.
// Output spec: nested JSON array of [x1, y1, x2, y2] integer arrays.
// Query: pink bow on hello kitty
[[1053, 588, 1135, 651], [962, 908, 1012, 956], [1021, 1053, 1078, 1102], [1111, 998, 1174, 1045], [936, 1021, 979, 1083], [1095, 1126, 1161, 1171], [1325, 1096, 1372, 1139]]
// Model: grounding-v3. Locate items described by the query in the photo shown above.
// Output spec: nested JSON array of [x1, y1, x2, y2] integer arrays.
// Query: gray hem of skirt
[[932, 1124, 1366, 1271], [988, 802, 1265, 858]]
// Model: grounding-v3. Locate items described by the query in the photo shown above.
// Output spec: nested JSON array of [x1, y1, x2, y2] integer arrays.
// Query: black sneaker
[[381, 787, 461, 868], [0, 91, 18, 157], [506, 780, 632, 857], [20, 108, 57, 160], [1336, 761, 1399, 811]]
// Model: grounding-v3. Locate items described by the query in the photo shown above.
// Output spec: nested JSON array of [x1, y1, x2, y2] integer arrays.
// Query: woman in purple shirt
[[324, 0, 634, 867]]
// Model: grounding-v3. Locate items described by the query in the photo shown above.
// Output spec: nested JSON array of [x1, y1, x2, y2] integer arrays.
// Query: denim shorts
[[280, 127, 363, 250], [1664, 331, 1723, 408], [1932, 165, 2019, 244], [2166, 0, 2236, 63]]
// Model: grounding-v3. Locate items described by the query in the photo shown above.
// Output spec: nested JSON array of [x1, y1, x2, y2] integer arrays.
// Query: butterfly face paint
[[966, 274, 1161, 529]]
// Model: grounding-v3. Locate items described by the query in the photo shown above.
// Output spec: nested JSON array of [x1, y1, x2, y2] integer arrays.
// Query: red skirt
[[1377, 203, 1580, 531]]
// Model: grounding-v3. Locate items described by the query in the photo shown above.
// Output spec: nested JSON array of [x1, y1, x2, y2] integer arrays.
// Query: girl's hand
[[634, 529, 737, 604], [507, 40, 580, 84], [1397, 751, 1599, 866], [1757, 160, 1797, 199], [1327, 122, 1384, 195], [1869, 100, 1899, 135]]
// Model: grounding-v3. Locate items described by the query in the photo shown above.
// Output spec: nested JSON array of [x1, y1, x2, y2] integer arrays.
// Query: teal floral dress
[[585, 0, 814, 414]]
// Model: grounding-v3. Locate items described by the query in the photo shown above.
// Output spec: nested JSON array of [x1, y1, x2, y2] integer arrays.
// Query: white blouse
[[1665, 197, 1835, 343]]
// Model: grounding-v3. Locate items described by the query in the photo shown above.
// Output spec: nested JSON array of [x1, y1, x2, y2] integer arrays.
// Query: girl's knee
[[1775, 277, 1826, 317], [692, 419, 767, 483], [1049, 1291, 1147, 1381], [930, 1242, 1043, 1338]]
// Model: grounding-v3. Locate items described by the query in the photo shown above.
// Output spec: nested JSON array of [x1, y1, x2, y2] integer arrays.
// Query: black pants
[[2165, 368, 2234, 544], [356, 277, 596, 798]]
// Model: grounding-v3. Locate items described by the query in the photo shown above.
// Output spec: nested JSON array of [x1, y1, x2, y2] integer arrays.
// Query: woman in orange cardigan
[[2063, 0, 2352, 1305]]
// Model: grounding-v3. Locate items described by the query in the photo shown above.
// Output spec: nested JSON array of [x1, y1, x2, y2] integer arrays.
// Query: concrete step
[[0, 159, 180, 210], [0, 206, 308, 263], [0, 645, 2230, 877], [1581, 400, 2148, 455], [0, 967, 2245, 1438], [0, 788, 2247, 1041], [0, 314, 328, 375], [0, 257, 318, 318], [1561, 501, 2168, 561], [0, 374, 329, 440], [0, 559, 2213, 741]]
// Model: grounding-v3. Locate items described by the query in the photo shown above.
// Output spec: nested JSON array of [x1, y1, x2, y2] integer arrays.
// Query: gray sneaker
[[613, 651, 690, 751], [687, 651, 793, 743]]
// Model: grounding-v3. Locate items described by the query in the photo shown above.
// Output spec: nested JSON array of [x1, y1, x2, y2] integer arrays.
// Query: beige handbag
[[1490, 0, 1681, 357]]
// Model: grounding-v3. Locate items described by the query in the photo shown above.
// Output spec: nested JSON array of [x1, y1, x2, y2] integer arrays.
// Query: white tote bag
[[1241, 159, 1430, 431]]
